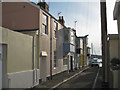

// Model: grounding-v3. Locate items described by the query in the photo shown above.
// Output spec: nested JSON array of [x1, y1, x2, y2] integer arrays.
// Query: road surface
[[57, 67, 102, 89]]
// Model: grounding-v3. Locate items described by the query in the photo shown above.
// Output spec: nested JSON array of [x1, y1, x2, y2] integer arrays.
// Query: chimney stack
[[59, 16, 65, 25], [37, 1, 49, 12]]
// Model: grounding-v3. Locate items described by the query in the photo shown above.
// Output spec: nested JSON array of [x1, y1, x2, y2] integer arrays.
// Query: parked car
[[97, 59, 102, 68], [89, 58, 99, 67], [99, 62, 102, 68]]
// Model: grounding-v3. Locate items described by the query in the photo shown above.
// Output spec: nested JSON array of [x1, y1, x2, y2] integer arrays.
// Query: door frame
[[70, 56, 73, 71]]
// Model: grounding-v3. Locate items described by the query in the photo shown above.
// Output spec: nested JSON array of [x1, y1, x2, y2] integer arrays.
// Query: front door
[[70, 56, 73, 71], [41, 56, 47, 82]]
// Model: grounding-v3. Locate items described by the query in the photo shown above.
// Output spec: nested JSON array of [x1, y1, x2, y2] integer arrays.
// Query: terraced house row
[[0, 1, 90, 88]]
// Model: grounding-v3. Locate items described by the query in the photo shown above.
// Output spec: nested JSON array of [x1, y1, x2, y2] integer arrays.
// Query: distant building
[[87, 47, 91, 65], [63, 27, 76, 71], [76, 36, 84, 68], [80, 35, 89, 66]]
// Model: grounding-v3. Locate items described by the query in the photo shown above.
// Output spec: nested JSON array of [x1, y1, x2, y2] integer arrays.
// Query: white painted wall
[[0, 44, 2, 90], [7, 69, 39, 88]]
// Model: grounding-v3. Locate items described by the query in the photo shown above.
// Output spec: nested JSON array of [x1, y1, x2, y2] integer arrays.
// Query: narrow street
[[1, 1, 120, 89], [57, 67, 102, 89]]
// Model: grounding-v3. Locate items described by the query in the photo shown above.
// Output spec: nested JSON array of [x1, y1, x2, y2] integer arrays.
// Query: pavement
[[33, 66, 89, 89], [94, 67, 103, 88]]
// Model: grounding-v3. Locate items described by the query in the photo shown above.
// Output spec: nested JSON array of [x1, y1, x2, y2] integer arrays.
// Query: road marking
[[51, 67, 90, 89], [92, 68, 100, 90]]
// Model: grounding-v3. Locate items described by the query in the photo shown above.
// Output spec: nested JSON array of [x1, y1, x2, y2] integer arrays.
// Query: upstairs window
[[70, 31, 75, 44], [42, 13, 48, 35], [54, 21, 58, 38]]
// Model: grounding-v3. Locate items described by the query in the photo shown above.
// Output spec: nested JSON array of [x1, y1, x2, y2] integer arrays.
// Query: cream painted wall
[[2, 27, 33, 73], [117, 15, 120, 60], [39, 9, 50, 79], [39, 9, 64, 79], [109, 39, 119, 60], [21, 31, 39, 69], [52, 19, 64, 74]]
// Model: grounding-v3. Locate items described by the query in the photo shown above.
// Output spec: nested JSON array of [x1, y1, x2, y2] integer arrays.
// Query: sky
[[31, 0, 118, 55]]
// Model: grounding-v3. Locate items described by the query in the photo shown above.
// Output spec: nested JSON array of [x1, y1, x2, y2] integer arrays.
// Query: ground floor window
[[54, 51, 57, 68], [63, 55, 68, 65]]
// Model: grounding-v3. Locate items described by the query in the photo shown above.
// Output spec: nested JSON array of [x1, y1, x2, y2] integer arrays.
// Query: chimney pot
[[58, 16, 65, 25]]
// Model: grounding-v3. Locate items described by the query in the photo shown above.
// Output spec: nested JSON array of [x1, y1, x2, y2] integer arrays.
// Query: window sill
[[63, 65, 68, 67], [41, 33, 48, 36], [53, 37, 57, 40]]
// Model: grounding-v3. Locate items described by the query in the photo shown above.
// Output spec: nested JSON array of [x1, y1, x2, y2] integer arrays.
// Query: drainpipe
[[32, 37, 35, 86], [50, 18, 52, 80], [100, 0, 108, 87]]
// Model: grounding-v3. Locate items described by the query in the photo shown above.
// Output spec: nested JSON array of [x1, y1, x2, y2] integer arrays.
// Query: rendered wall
[[39, 10, 50, 80], [2, 28, 33, 73], [109, 39, 119, 60], [2, 2, 39, 30], [1, 28, 38, 88], [53, 20, 64, 74], [109, 37, 119, 88], [117, 15, 120, 60]]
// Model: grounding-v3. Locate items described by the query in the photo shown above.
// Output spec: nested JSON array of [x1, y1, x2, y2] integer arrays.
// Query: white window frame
[[42, 13, 48, 35], [70, 31, 75, 45], [54, 21, 58, 39]]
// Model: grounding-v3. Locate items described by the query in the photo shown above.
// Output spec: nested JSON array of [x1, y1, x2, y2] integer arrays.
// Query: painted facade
[[1, 1, 90, 88], [113, 1, 120, 61], [108, 34, 119, 88], [87, 47, 91, 65], [2, 2, 65, 83], [0, 27, 39, 88], [113, 2, 120, 88], [82, 36, 88, 66], [63, 27, 76, 71], [76, 37, 84, 68]]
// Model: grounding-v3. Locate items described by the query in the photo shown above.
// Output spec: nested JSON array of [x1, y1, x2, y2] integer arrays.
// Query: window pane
[[71, 31, 74, 36], [42, 24, 45, 34], [45, 26, 48, 34], [54, 22, 57, 38], [54, 22, 56, 30], [70, 36, 75, 44], [54, 51, 57, 67], [54, 30, 57, 38], [42, 14, 47, 25], [63, 55, 68, 65]]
